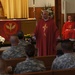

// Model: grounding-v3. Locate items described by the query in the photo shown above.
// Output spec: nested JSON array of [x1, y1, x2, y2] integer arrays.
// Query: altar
[[0, 18, 36, 42]]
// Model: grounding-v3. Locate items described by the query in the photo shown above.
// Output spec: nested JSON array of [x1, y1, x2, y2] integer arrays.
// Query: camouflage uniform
[[2, 45, 26, 59], [18, 39, 30, 47], [51, 53, 75, 70], [14, 58, 46, 74]]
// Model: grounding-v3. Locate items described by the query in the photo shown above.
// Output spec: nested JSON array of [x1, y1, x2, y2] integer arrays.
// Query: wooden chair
[[0, 49, 4, 55], [5, 58, 26, 68], [35, 55, 56, 70], [13, 70, 52, 75], [53, 68, 75, 75], [5, 55, 56, 70]]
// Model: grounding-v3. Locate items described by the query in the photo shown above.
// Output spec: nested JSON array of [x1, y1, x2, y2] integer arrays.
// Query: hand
[[57, 36, 61, 40], [65, 29, 69, 31], [6, 66, 12, 73]]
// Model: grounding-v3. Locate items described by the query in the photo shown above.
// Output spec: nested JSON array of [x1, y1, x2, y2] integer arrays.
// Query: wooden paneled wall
[[29, 7, 55, 21]]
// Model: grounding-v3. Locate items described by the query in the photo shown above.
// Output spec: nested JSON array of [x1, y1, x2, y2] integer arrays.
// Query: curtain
[[0, 0, 29, 18]]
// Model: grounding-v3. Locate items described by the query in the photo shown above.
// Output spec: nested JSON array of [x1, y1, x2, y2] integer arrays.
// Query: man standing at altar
[[33, 10, 60, 56], [62, 15, 75, 39]]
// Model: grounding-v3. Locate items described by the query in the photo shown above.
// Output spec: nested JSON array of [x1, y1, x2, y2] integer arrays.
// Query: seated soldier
[[17, 31, 30, 47], [51, 39, 75, 70], [14, 44, 46, 74], [2, 34, 26, 59]]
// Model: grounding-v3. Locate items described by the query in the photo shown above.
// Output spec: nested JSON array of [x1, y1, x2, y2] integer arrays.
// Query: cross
[[43, 24, 48, 32]]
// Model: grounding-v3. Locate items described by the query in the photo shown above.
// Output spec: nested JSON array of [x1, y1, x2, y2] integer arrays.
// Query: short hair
[[17, 31, 24, 39], [25, 44, 36, 57], [41, 10, 49, 16], [56, 50, 64, 57], [61, 40, 73, 51], [10, 34, 19, 44]]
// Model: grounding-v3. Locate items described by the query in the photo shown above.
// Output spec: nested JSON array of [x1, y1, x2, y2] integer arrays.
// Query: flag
[[0, 20, 21, 41]]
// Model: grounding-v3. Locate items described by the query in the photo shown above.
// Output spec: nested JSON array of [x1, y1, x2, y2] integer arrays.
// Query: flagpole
[[64, 1, 67, 22], [33, 0, 36, 19]]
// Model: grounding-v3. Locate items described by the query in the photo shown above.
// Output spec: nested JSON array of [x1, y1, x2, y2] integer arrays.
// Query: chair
[[5, 55, 56, 70], [53, 68, 75, 75], [4, 55, 56, 74], [13, 70, 52, 75], [35, 55, 56, 70], [0, 49, 4, 55]]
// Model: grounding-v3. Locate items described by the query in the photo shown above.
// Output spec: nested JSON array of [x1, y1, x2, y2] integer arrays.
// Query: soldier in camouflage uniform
[[14, 44, 46, 74], [2, 35, 26, 59], [51, 39, 75, 70], [17, 31, 30, 47]]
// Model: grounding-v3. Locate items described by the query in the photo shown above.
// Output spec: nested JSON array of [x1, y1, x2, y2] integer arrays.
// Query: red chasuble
[[62, 22, 75, 39], [34, 18, 59, 56]]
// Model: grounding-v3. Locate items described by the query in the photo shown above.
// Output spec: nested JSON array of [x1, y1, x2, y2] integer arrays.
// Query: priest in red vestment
[[33, 10, 60, 56], [62, 15, 75, 39]]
